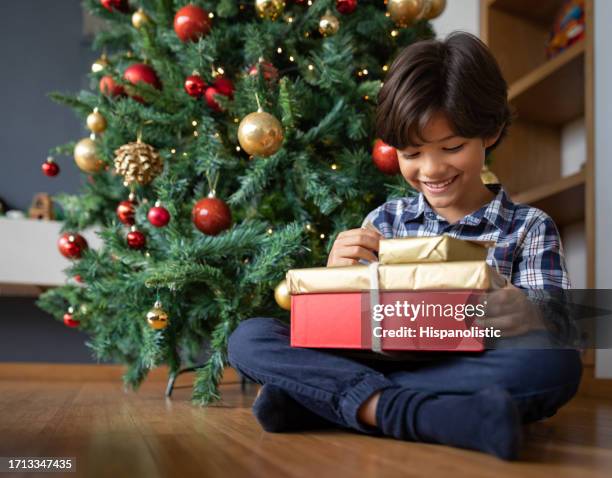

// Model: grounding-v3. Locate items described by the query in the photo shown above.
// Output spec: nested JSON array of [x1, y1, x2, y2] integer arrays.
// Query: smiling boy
[[228, 32, 582, 461]]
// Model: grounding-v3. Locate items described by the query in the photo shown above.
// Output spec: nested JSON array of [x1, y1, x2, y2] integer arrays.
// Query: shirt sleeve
[[511, 215, 571, 290]]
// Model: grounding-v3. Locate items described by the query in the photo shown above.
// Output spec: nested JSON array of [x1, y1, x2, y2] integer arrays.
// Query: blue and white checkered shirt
[[362, 184, 570, 290]]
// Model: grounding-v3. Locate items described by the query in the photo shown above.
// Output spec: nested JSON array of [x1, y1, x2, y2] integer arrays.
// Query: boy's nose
[[418, 156, 449, 180]]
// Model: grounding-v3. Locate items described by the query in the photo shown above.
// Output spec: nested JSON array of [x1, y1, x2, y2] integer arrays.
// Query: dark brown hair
[[375, 32, 511, 154]]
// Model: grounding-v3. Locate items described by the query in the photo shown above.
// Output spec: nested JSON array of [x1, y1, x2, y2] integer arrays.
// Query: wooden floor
[[1, 368, 612, 478]]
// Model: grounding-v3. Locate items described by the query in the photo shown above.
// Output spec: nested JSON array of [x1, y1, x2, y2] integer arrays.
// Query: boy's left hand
[[475, 283, 546, 337]]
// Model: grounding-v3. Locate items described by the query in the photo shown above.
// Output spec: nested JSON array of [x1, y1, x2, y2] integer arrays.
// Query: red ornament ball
[[124, 63, 161, 88], [42, 159, 60, 177], [99, 75, 125, 97], [147, 204, 171, 227], [204, 87, 223, 112], [101, 0, 130, 13], [127, 229, 146, 249], [174, 4, 212, 42], [336, 0, 358, 14], [372, 139, 400, 175], [248, 60, 279, 82], [192, 197, 232, 235], [213, 76, 234, 98], [184, 74, 207, 97], [116, 200, 136, 226], [63, 312, 80, 328], [58, 233, 88, 259]]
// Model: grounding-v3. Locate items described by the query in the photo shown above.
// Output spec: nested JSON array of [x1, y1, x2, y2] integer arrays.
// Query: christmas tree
[[38, 0, 441, 404]]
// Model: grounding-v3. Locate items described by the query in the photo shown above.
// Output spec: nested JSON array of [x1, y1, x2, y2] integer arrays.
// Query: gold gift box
[[378, 235, 493, 264], [286, 261, 506, 294]]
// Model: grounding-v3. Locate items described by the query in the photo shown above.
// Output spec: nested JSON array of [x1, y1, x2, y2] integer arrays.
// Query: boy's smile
[[398, 112, 500, 224]]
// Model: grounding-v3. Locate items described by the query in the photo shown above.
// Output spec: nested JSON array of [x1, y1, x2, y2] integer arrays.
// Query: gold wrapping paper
[[286, 261, 506, 294], [378, 235, 493, 264]]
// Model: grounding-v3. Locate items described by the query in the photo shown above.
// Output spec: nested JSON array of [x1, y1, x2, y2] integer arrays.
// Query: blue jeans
[[227, 317, 582, 434]]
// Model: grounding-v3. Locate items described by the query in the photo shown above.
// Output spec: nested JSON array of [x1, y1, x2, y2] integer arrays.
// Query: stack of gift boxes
[[286, 235, 506, 352]]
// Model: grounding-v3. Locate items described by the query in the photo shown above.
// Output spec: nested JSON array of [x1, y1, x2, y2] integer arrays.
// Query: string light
[[304, 31, 310, 37], [307, 0, 312, 5], [193, 131, 198, 137], [364, 95, 369, 101], [234, 118, 240, 123], [320, 233, 325, 239], [192, 120, 198, 126], [182, 152, 188, 157], [267, 228, 273, 235], [382, 65, 389, 72], [208, 12, 214, 18], [214, 132, 220, 137], [170, 148, 176, 154], [306, 224, 313, 231], [217, 67, 225, 75], [236, 146, 241, 152], [331, 163, 338, 170], [289, 55, 295, 62], [277, 47, 282, 53], [308, 64, 314, 71], [391, 30, 399, 37], [362, 69, 368, 75]]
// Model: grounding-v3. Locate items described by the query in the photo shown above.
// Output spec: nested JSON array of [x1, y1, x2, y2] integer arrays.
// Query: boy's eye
[[443, 143, 465, 152], [401, 151, 420, 159]]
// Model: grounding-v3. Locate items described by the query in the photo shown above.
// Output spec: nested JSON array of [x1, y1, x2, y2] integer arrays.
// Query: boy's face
[[397, 112, 497, 211]]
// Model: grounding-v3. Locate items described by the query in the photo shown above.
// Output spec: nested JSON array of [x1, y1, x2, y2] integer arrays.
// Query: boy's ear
[[483, 124, 505, 148]]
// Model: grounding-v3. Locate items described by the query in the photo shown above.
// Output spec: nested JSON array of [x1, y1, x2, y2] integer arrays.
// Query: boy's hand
[[476, 283, 546, 337], [327, 228, 382, 267]]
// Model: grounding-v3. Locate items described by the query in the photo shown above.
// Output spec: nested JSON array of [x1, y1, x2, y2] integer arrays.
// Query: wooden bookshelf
[[481, 1, 602, 389], [480, 0, 594, 284]]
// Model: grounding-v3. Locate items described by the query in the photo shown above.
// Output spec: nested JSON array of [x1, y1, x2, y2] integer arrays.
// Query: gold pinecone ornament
[[114, 139, 163, 186]]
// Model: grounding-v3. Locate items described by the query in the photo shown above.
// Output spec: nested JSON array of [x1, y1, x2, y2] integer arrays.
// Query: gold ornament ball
[[238, 110, 284, 157], [132, 8, 151, 29], [387, 0, 425, 27], [146, 301, 169, 330], [74, 137, 104, 174], [91, 55, 109, 73], [319, 11, 340, 37], [114, 140, 164, 186], [255, 0, 285, 20], [274, 280, 291, 311], [86, 110, 107, 134], [422, 0, 446, 20], [480, 165, 499, 185]]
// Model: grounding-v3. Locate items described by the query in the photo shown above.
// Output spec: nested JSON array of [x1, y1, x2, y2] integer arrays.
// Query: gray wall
[[0, 0, 96, 363], [0, 0, 92, 211]]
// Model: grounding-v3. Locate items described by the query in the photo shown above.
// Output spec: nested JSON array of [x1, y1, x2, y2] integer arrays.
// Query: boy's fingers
[[336, 231, 381, 251], [327, 257, 358, 267], [335, 245, 378, 263]]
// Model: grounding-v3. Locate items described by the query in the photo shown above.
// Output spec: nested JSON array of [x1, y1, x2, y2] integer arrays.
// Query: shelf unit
[[480, 0, 594, 288], [481, 0, 602, 393]]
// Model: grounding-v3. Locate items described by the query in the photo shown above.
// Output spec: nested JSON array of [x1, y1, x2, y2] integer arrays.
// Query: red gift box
[[290, 290, 490, 352]]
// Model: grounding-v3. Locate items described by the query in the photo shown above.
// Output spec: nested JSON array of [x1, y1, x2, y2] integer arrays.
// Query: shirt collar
[[401, 184, 514, 231]]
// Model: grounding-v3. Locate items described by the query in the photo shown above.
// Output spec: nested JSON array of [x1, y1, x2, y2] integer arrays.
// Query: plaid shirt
[[362, 184, 570, 290]]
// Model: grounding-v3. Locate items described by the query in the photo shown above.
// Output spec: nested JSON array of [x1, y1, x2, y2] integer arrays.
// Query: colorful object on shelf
[[58, 233, 88, 259], [42, 157, 60, 177], [372, 139, 400, 175], [147, 301, 169, 330], [147, 202, 171, 227], [192, 196, 232, 235], [29, 193, 54, 220], [74, 137, 104, 174], [173, 4, 212, 42], [546, 0, 585, 58]]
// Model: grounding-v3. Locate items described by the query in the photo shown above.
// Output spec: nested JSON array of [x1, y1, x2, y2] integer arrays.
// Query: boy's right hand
[[327, 228, 382, 267]]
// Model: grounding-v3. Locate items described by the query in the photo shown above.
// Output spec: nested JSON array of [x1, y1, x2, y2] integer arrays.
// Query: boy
[[227, 32, 581, 460]]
